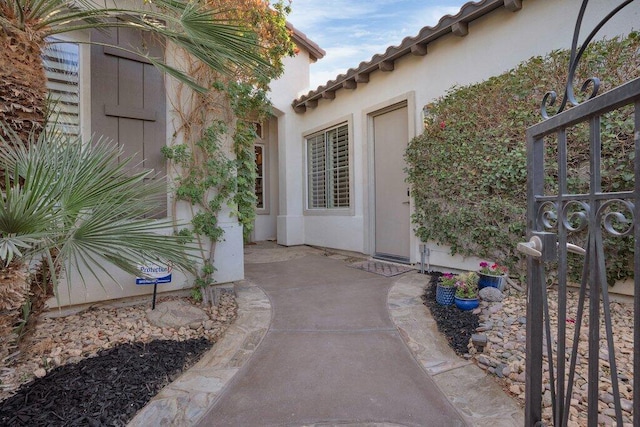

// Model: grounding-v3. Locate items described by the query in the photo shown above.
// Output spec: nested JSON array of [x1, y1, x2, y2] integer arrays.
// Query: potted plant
[[454, 272, 480, 311], [477, 261, 508, 291], [436, 272, 457, 306]]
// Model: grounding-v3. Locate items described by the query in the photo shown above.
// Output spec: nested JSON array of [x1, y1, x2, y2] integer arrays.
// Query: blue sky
[[287, 0, 471, 89]]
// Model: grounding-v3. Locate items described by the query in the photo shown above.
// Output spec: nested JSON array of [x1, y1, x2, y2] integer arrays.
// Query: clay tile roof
[[287, 22, 326, 62], [291, 0, 523, 113]]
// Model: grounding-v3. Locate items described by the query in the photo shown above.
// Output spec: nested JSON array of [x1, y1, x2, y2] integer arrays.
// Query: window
[[306, 123, 350, 209], [255, 144, 265, 209], [43, 40, 80, 137], [252, 122, 263, 139]]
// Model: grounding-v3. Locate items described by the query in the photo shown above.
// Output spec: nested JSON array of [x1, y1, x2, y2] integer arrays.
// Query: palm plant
[[0, 0, 280, 353], [0, 0, 272, 143], [0, 124, 197, 354]]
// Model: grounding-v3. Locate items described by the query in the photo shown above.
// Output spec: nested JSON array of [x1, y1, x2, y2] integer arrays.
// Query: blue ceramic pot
[[478, 273, 505, 291], [436, 284, 456, 306], [454, 296, 479, 311]]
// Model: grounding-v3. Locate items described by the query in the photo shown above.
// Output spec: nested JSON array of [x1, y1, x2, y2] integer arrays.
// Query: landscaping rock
[[476, 320, 493, 332], [479, 287, 504, 302], [429, 271, 635, 426], [0, 293, 237, 407], [471, 333, 488, 352], [147, 300, 209, 329], [488, 303, 503, 314]]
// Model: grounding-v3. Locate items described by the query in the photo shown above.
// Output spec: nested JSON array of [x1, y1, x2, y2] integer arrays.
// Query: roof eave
[[287, 22, 326, 62], [291, 0, 523, 114]]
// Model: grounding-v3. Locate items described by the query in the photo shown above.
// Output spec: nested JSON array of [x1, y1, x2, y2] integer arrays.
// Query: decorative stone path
[[132, 244, 523, 426], [128, 281, 270, 426], [389, 273, 523, 426]]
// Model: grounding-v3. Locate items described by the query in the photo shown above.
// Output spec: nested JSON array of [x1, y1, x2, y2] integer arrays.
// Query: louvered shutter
[[307, 133, 327, 208], [306, 123, 349, 209], [328, 124, 349, 208], [43, 41, 80, 137]]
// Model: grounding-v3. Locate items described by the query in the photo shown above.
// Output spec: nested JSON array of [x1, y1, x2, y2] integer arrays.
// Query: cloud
[[288, 0, 377, 31], [289, 0, 469, 88]]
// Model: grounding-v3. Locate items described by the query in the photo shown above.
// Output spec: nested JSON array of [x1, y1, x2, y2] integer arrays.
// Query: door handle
[[517, 236, 585, 259], [566, 243, 586, 255], [517, 236, 543, 258], [402, 201, 410, 205]]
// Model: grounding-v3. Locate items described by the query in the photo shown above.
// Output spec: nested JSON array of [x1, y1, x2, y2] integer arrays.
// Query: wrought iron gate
[[521, 1, 639, 425]]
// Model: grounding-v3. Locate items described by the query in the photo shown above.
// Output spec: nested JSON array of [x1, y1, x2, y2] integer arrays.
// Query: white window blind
[[307, 124, 349, 209], [43, 40, 80, 137]]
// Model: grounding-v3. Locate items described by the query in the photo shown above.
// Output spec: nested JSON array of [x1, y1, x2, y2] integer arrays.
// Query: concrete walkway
[[129, 244, 523, 426]]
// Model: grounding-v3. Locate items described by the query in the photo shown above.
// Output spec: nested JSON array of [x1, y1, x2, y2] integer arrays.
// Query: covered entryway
[[372, 103, 410, 263]]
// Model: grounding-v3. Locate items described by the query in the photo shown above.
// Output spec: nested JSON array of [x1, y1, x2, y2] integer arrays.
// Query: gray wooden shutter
[[91, 27, 167, 217]]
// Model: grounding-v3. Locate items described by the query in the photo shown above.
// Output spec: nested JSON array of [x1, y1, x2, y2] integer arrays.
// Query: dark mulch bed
[[0, 338, 212, 427], [422, 272, 479, 356]]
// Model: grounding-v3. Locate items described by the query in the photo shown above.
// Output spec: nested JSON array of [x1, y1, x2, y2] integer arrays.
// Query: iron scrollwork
[[537, 199, 635, 236], [527, 1, 639, 426], [537, 201, 558, 230], [598, 199, 635, 237], [540, 0, 635, 119]]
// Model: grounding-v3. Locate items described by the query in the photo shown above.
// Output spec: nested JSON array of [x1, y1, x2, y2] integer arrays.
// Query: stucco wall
[[46, 38, 245, 307], [281, 0, 640, 269], [48, 31, 315, 307], [268, 51, 316, 245]]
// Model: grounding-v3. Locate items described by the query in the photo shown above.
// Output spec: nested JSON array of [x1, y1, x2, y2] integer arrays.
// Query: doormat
[[349, 260, 414, 277]]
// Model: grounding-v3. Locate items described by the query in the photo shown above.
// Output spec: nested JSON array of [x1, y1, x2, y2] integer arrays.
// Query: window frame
[[254, 141, 269, 215], [43, 32, 91, 140], [44, 38, 81, 137], [303, 116, 354, 216]]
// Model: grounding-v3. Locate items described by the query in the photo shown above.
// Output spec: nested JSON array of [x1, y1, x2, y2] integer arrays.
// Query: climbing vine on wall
[[226, 81, 273, 241], [405, 33, 640, 284], [163, 0, 295, 301], [162, 122, 236, 298]]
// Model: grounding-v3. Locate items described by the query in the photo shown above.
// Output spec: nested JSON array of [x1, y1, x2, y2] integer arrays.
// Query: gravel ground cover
[[424, 272, 635, 426], [0, 292, 237, 425]]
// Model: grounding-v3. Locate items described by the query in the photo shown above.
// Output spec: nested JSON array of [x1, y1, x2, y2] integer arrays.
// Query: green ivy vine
[[159, 1, 294, 301], [162, 121, 235, 299], [405, 33, 640, 285], [163, 80, 275, 300]]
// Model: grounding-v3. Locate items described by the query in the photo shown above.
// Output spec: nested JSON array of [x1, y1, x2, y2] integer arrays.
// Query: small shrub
[[406, 33, 640, 283]]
